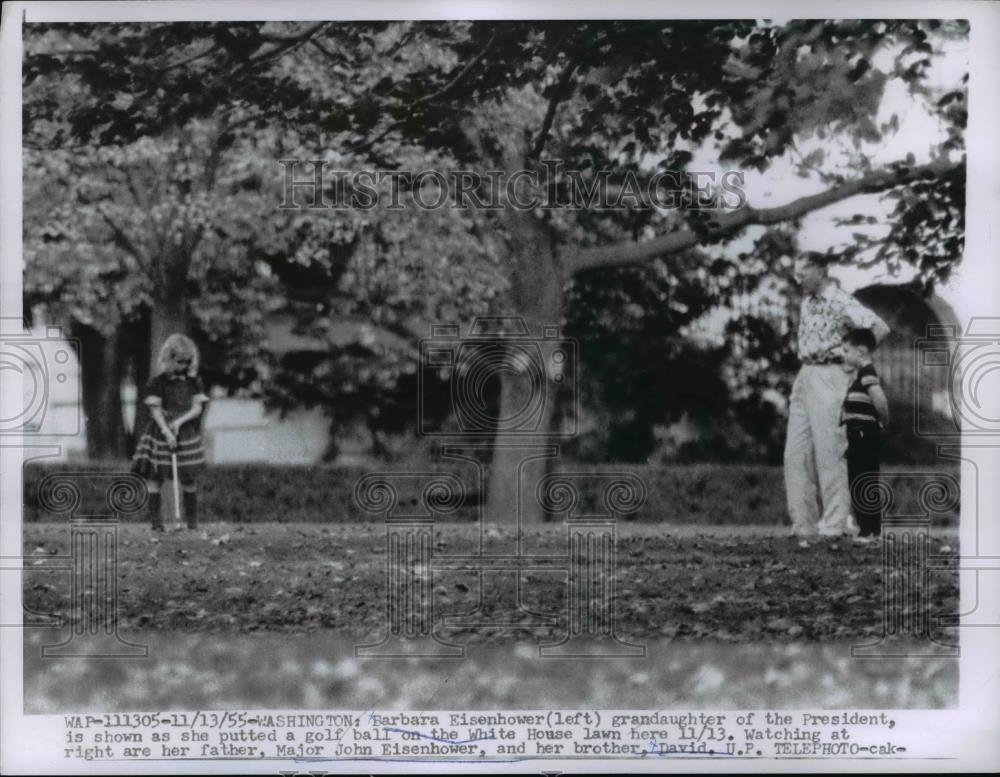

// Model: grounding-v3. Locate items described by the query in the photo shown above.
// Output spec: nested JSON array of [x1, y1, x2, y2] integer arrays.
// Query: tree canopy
[[23, 19, 967, 474]]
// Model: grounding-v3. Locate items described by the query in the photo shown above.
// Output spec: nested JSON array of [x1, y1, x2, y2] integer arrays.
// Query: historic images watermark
[[28, 473, 149, 658], [849, 318, 1000, 658], [354, 316, 645, 658], [849, 471, 960, 658], [417, 319, 577, 438], [278, 159, 748, 211], [913, 318, 1000, 438], [0, 318, 79, 437], [912, 320, 1000, 637], [1, 318, 145, 656]]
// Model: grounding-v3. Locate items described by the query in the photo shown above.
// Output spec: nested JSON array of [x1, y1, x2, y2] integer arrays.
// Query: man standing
[[785, 253, 890, 541]]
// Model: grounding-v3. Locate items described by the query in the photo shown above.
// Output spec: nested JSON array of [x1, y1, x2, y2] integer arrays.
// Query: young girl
[[131, 334, 210, 531]]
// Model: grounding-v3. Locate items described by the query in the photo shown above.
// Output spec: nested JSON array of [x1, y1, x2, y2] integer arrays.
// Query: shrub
[[22, 460, 959, 525]]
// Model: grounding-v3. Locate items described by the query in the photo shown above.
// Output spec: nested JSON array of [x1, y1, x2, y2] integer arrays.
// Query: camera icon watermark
[[852, 472, 960, 658], [358, 316, 645, 660], [353, 472, 466, 658], [0, 318, 80, 436], [915, 318, 1000, 438], [11, 472, 148, 658], [353, 467, 647, 658], [536, 472, 647, 657], [418, 317, 577, 438]]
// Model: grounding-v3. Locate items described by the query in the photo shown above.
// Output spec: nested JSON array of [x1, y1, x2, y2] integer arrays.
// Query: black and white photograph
[[2, 1, 999, 773]]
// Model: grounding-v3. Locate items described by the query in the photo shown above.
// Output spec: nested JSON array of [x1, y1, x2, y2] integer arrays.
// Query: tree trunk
[[484, 208, 566, 529], [149, 293, 189, 372], [130, 294, 186, 454], [71, 321, 129, 460], [448, 207, 566, 629], [125, 310, 151, 454]]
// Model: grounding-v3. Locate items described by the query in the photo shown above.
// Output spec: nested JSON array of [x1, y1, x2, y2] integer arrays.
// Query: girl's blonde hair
[[156, 333, 200, 377]]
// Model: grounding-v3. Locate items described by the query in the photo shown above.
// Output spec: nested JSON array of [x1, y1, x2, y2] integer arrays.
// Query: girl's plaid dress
[[131, 373, 208, 482]]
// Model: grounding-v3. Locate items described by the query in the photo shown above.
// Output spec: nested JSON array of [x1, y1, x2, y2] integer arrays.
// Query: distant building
[[18, 314, 336, 464], [853, 282, 958, 429], [19, 283, 959, 464], [119, 385, 330, 465]]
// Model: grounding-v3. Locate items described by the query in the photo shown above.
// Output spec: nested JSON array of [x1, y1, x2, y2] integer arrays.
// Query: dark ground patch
[[22, 523, 958, 644]]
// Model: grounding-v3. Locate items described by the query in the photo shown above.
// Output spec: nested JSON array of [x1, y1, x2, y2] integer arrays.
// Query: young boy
[[840, 328, 890, 541]]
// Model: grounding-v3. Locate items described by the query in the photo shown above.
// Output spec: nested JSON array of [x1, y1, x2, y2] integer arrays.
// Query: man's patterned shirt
[[797, 283, 888, 362]]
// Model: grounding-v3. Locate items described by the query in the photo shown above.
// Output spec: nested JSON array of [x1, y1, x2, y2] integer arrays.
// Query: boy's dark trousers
[[846, 421, 882, 537]]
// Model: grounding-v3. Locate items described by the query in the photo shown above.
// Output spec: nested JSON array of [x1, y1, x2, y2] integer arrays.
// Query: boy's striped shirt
[[842, 362, 881, 423]]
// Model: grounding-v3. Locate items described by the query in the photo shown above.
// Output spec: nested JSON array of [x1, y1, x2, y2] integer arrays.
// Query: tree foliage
[[22, 19, 968, 466]]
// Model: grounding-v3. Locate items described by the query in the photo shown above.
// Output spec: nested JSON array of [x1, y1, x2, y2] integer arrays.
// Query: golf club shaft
[[171, 450, 181, 524]]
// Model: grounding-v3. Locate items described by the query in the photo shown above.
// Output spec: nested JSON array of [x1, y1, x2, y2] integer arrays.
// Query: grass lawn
[[22, 522, 959, 643], [22, 522, 960, 712]]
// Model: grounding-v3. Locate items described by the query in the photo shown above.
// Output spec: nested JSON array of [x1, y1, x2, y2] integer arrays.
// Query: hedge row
[[22, 461, 959, 525]]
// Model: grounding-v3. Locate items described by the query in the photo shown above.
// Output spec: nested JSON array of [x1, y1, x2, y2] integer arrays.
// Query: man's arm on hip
[[837, 288, 891, 342]]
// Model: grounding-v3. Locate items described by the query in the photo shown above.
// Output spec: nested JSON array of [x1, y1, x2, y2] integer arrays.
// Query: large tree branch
[[97, 207, 152, 277], [349, 31, 499, 155], [257, 23, 330, 44], [528, 59, 579, 160], [207, 22, 329, 88], [203, 109, 276, 187], [309, 37, 345, 66], [415, 31, 499, 108], [250, 22, 329, 55], [123, 167, 151, 213], [162, 43, 219, 72], [349, 124, 398, 155], [567, 158, 962, 273]]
